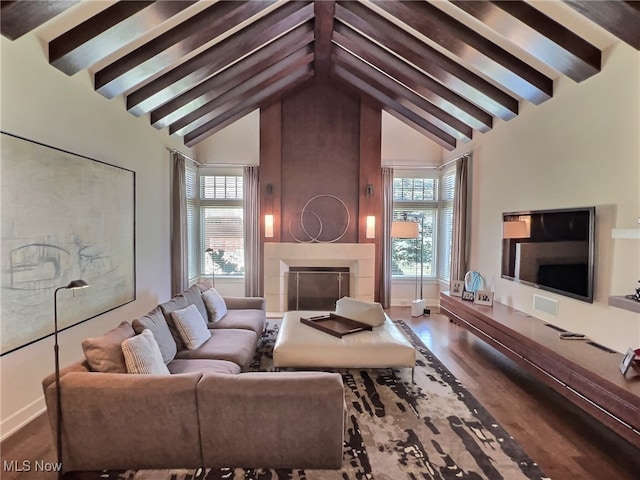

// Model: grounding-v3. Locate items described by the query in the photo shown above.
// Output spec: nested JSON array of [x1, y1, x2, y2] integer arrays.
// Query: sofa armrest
[[197, 371, 344, 469], [44, 371, 203, 472], [223, 296, 265, 311]]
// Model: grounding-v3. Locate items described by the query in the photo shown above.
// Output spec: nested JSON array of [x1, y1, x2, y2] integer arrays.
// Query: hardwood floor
[[393, 308, 640, 480], [2, 308, 639, 480]]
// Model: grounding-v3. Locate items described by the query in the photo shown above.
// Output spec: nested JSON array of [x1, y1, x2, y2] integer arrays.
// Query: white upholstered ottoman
[[273, 311, 416, 374]]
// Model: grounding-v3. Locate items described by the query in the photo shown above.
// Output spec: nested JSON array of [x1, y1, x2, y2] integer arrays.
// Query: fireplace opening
[[286, 267, 350, 311]]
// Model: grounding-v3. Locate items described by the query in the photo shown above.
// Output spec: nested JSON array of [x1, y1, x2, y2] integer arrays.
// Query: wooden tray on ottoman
[[300, 313, 372, 338]]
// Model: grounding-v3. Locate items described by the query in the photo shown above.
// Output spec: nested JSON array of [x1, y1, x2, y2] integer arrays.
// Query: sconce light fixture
[[366, 184, 374, 196], [265, 214, 274, 238], [365, 215, 376, 239]]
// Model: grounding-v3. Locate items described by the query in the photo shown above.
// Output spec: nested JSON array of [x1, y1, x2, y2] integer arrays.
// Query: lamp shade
[[365, 215, 375, 239], [264, 214, 274, 238], [391, 221, 419, 239], [503, 220, 529, 239]]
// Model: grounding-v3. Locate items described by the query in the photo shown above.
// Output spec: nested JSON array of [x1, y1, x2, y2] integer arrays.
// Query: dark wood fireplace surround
[[440, 292, 640, 449]]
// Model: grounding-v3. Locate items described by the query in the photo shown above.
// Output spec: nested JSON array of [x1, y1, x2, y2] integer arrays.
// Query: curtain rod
[[440, 151, 472, 170], [386, 152, 471, 171], [166, 147, 201, 166]]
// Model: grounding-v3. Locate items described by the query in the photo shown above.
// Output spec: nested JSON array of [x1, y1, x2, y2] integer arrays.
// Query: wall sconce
[[265, 214, 274, 238], [365, 215, 376, 239]]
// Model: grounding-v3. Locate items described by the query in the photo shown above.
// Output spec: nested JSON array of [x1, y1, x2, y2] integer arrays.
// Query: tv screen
[[501, 207, 595, 303]]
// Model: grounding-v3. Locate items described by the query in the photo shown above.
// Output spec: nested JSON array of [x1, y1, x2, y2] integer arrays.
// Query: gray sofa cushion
[[159, 295, 189, 350], [174, 328, 258, 371], [209, 309, 265, 337], [181, 284, 208, 324], [81, 321, 135, 373], [132, 306, 177, 364], [168, 359, 241, 376]]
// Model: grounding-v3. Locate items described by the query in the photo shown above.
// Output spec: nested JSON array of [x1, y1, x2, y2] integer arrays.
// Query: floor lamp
[[54, 279, 89, 478], [205, 247, 216, 287], [391, 221, 424, 316]]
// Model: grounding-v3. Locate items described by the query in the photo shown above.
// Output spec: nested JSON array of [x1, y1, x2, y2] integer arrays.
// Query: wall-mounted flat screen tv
[[501, 207, 595, 303]]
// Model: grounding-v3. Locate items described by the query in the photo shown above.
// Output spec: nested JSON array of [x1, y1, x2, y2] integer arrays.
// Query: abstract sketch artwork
[[1, 133, 135, 355]]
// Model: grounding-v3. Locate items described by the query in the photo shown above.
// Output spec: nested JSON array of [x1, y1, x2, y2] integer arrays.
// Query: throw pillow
[[81, 321, 135, 373], [202, 288, 228, 322], [335, 297, 386, 327], [132, 306, 177, 364], [121, 329, 170, 375], [171, 304, 211, 350]]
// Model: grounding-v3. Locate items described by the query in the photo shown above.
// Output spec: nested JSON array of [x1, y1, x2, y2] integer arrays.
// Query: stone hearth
[[264, 243, 375, 314]]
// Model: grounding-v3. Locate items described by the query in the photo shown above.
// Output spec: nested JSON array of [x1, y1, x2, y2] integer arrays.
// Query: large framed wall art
[[1, 132, 136, 355]]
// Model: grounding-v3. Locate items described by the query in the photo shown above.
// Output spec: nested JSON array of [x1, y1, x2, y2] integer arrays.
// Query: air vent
[[533, 294, 558, 316]]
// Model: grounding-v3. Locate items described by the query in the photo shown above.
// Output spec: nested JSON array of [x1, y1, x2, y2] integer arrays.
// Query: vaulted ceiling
[[2, 1, 639, 150]]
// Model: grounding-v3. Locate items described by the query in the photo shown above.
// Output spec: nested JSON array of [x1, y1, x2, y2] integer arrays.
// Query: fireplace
[[287, 267, 350, 311], [264, 243, 375, 314]]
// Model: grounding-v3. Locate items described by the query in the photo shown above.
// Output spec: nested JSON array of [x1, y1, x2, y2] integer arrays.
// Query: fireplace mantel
[[264, 242, 375, 314]]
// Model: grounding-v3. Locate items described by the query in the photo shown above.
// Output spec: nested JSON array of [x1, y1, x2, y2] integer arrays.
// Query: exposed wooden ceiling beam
[[95, 0, 279, 98], [335, 2, 519, 120], [332, 22, 492, 133], [332, 46, 472, 142], [564, 0, 640, 50], [331, 64, 457, 151], [171, 46, 314, 136], [451, 1, 600, 82], [126, 1, 315, 116], [369, 0, 553, 104], [151, 22, 315, 130], [313, 0, 335, 78], [184, 66, 314, 147], [1, 0, 79, 40], [49, 1, 197, 75]]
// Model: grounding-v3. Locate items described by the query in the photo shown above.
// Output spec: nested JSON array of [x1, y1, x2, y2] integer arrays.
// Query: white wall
[[443, 42, 640, 353], [0, 34, 194, 438], [195, 110, 260, 166], [381, 112, 443, 167]]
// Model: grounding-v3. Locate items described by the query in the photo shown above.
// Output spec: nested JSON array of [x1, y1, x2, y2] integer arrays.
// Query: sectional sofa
[[42, 282, 345, 473]]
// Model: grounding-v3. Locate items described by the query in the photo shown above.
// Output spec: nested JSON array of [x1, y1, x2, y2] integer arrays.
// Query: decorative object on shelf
[[625, 280, 640, 302], [288, 194, 350, 243], [450, 280, 464, 297], [474, 290, 494, 306], [619, 348, 638, 375], [461, 290, 475, 302], [464, 271, 487, 293], [53, 279, 90, 478]]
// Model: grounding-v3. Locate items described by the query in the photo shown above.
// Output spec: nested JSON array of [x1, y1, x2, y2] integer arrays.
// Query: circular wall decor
[[288, 194, 351, 243]]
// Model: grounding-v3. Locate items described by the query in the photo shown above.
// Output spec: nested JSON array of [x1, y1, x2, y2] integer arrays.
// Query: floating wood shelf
[[440, 292, 640, 449]]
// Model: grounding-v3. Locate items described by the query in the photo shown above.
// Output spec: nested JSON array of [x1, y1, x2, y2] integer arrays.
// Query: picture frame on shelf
[[619, 348, 637, 375], [450, 280, 464, 297], [474, 291, 494, 306], [461, 290, 475, 302]]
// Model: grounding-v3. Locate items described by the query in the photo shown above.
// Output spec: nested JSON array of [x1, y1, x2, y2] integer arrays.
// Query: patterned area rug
[[90, 320, 549, 480]]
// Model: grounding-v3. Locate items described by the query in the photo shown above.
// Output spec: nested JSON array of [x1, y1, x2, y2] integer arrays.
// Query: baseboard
[[0, 397, 46, 442]]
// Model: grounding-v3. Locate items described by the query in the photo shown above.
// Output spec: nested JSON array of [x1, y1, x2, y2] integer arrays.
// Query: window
[[438, 169, 456, 283], [392, 171, 455, 282], [187, 169, 245, 282], [200, 174, 244, 277], [392, 176, 438, 278]]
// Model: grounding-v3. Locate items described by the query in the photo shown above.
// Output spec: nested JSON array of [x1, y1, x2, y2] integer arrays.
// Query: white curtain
[[243, 166, 260, 297], [170, 152, 188, 296], [450, 155, 469, 281], [379, 167, 394, 308]]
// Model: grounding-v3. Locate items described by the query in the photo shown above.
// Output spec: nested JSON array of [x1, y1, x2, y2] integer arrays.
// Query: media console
[[440, 292, 640, 448]]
